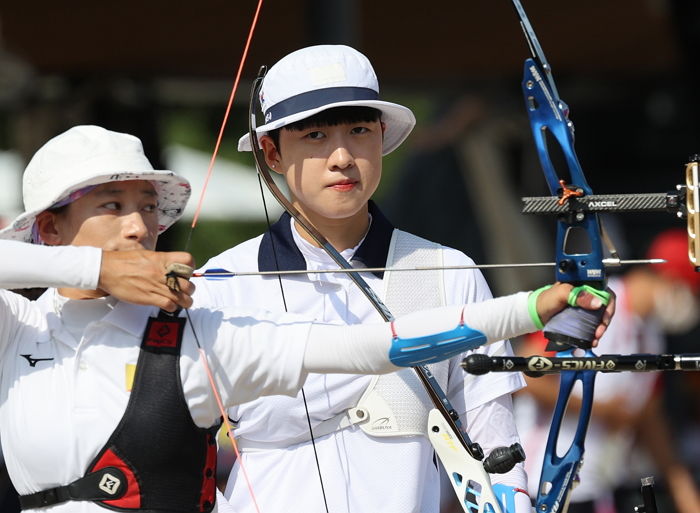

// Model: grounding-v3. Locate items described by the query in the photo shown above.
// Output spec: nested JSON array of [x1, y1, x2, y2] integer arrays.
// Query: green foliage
[[160, 106, 250, 166], [158, 219, 269, 268]]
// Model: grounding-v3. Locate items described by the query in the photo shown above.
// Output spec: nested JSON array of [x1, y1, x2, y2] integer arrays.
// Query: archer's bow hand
[[99, 250, 196, 312], [534, 283, 616, 347]]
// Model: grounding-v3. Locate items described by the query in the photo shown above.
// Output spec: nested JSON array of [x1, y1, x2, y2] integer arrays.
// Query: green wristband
[[567, 285, 611, 307], [528, 285, 553, 330]]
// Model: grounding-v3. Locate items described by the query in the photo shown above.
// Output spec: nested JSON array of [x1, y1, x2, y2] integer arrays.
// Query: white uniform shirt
[[0, 243, 315, 513], [516, 276, 663, 502], [195, 205, 526, 513]]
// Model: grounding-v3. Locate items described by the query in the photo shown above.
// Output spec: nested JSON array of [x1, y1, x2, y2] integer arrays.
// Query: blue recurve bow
[[509, 2, 613, 512]]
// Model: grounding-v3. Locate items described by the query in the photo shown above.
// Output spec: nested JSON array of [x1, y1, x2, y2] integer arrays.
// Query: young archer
[[195, 45, 613, 513]]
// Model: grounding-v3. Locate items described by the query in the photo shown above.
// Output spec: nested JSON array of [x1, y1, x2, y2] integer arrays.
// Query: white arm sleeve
[[303, 292, 535, 374], [186, 293, 536, 426], [392, 292, 533, 344], [303, 321, 396, 374], [0, 240, 101, 290]]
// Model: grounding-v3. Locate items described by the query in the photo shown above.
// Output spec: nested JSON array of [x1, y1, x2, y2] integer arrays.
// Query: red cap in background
[[646, 228, 700, 292]]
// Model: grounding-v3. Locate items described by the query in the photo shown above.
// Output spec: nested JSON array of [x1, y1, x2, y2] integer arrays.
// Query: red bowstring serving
[[186, 1, 265, 511], [188, 0, 264, 233]]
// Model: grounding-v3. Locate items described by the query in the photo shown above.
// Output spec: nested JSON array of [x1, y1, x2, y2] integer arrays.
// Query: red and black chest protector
[[19, 312, 220, 512]]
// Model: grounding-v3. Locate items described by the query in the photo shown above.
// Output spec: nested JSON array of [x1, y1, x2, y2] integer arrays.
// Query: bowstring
[[178, 1, 265, 511], [185, 0, 264, 249], [255, 172, 331, 513], [183, 310, 261, 513]]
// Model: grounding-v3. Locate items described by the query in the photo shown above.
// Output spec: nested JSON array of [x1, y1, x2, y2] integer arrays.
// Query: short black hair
[[267, 106, 381, 154], [47, 204, 69, 216]]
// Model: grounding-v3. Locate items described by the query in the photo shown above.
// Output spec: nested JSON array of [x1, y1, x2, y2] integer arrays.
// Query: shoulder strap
[[350, 230, 449, 438], [383, 229, 445, 314]]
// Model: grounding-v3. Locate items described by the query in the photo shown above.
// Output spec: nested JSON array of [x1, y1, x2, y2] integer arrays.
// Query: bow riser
[[512, 2, 605, 512], [428, 410, 505, 513], [522, 59, 604, 285]]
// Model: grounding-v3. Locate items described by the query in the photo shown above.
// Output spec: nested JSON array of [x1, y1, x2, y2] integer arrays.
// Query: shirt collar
[[101, 300, 157, 337], [36, 289, 156, 343], [258, 200, 395, 278]]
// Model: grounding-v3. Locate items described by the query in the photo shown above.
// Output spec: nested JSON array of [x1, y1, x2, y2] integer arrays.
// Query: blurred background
[[0, 0, 699, 511]]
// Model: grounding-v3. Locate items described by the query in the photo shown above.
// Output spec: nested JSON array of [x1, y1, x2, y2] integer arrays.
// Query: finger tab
[[166, 263, 194, 279], [165, 263, 194, 292]]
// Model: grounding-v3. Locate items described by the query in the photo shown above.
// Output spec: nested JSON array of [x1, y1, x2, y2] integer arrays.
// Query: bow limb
[[510, 2, 610, 512], [247, 67, 517, 513]]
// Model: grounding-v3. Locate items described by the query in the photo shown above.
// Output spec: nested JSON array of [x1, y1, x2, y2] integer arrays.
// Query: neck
[[57, 287, 109, 301], [291, 204, 370, 252]]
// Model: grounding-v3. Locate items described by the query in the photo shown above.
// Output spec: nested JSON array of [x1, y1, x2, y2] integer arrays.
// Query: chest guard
[[19, 311, 220, 512], [349, 230, 449, 437], [235, 231, 450, 453]]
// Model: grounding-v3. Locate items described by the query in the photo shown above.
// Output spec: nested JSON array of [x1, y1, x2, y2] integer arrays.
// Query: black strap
[[21, 310, 217, 512], [19, 467, 127, 510]]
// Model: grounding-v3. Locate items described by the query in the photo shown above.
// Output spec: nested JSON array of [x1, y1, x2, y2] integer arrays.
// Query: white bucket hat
[[238, 45, 416, 156], [0, 125, 191, 242]]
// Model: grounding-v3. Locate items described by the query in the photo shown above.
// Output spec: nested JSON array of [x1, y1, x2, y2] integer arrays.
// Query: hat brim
[[0, 169, 191, 242], [237, 99, 416, 156]]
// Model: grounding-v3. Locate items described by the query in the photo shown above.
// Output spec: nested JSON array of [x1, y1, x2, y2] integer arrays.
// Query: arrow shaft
[[192, 259, 664, 278]]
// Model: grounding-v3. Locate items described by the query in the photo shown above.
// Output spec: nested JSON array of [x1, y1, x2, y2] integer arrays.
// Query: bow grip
[[543, 307, 603, 350], [543, 285, 610, 350]]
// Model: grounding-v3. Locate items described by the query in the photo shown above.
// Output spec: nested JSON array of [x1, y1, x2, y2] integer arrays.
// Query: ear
[[35, 211, 63, 246], [260, 135, 283, 175]]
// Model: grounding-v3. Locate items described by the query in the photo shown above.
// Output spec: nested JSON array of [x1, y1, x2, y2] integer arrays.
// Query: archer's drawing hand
[[99, 250, 196, 311]]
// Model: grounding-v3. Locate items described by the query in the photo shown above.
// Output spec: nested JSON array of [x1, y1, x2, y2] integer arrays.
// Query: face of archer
[[260, 119, 385, 227], [37, 180, 159, 251]]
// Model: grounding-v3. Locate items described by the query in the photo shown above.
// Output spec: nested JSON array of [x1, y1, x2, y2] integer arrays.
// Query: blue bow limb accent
[[511, 1, 607, 511]]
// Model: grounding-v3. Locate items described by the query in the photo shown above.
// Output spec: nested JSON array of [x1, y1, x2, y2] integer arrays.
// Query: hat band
[[265, 87, 378, 124], [30, 184, 99, 243]]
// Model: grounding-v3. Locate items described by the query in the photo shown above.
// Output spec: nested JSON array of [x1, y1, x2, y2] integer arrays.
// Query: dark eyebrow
[[94, 187, 157, 198]]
